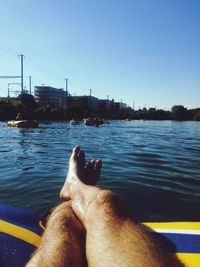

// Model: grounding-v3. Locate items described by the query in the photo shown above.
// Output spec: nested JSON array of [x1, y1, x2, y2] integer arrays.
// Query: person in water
[[26, 146, 183, 267], [16, 112, 24, 120]]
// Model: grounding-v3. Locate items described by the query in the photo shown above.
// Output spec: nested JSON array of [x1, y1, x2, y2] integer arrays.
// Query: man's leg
[[26, 202, 85, 267], [61, 146, 183, 267]]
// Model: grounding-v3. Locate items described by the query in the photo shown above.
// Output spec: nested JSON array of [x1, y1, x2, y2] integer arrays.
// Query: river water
[[0, 120, 200, 222]]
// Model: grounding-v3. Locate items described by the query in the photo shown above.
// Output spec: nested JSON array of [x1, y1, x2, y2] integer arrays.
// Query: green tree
[[18, 93, 37, 112], [171, 105, 187, 120], [194, 111, 200, 121]]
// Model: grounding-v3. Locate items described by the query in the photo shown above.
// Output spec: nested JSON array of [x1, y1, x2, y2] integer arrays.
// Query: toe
[[73, 145, 80, 153], [90, 159, 96, 167], [71, 145, 80, 159], [85, 162, 93, 172], [84, 162, 93, 184], [95, 160, 102, 170], [79, 150, 86, 168], [94, 160, 102, 180]]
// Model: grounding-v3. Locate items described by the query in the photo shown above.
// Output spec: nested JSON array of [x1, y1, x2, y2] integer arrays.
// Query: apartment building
[[34, 86, 68, 109], [98, 99, 114, 114], [67, 95, 99, 112]]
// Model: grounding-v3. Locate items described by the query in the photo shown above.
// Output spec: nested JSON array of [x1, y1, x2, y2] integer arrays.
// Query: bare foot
[[60, 146, 102, 201]]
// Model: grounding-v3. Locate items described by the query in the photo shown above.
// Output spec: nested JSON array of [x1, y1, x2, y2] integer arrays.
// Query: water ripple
[[0, 120, 200, 221]]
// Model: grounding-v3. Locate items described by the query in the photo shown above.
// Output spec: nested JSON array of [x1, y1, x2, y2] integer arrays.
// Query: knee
[[47, 202, 83, 233], [93, 190, 128, 220], [95, 190, 118, 206]]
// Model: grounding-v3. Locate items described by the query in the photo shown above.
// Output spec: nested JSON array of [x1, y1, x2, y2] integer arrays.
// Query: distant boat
[[8, 120, 39, 128], [70, 119, 81, 125], [83, 118, 95, 126], [84, 117, 105, 127]]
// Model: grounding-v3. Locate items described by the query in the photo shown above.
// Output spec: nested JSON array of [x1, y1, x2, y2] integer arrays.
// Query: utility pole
[[7, 84, 10, 102], [89, 89, 92, 110], [19, 54, 24, 94], [106, 95, 109, 113], [64, 78, 68, 109], [65, 78, 68, 95], [29, 76, 32, 94]]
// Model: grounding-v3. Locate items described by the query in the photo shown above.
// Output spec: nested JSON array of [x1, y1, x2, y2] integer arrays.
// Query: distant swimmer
[[15, 113, 24, 121]]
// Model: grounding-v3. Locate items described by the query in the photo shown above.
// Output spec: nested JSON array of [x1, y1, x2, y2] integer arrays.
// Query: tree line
[[0, 94, 200, 121]]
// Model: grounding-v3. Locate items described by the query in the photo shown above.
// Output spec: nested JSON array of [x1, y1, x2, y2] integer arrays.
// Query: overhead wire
[[0, 44, 97, 97], [0, 43, 66, 85], [0, 43, 19, 57]]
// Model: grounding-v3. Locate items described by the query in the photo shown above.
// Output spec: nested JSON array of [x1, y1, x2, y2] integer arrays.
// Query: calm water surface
[[0, 120, 200, 221]]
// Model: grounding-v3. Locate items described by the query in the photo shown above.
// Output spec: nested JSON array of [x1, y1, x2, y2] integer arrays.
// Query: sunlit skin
[[27, 146, 183, 267]]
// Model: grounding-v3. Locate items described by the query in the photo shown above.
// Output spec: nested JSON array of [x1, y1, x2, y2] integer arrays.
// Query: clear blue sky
[[0, 0, 199, 109]]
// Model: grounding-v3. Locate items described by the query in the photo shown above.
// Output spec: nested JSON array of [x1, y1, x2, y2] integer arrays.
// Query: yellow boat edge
[[0, 219, 199, 267]]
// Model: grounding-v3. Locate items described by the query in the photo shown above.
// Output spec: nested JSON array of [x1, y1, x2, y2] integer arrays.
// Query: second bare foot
[[60, 146, 102, 201]]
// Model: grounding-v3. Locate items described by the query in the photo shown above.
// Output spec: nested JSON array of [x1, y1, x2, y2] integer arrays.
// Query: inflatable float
[[70, 119, 81, 125], [0, 204, 199, 267], [7, 120, 39, 128]]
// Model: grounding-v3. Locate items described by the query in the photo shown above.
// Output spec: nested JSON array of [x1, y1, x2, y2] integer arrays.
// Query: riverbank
[[0, 99, 200, 121]]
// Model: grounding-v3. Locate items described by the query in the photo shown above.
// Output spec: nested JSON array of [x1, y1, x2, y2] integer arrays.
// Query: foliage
[[193, 111, 200, 121], [18, 93, 37, 112], [0, 100, 20, 120], [0, 97, 200, 121], [171, 105, 188, 120]]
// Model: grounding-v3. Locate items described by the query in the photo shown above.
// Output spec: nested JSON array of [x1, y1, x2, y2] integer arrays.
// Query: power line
[[0, 43, 64, 83], [25, 56, 64, 81], [0, 44, 90, 96], [0, 43, 19, 57]]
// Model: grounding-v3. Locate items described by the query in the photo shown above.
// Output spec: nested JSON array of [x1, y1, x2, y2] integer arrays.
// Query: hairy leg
[[61, 146, 183, 267], [26, 202, 85, 267]]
